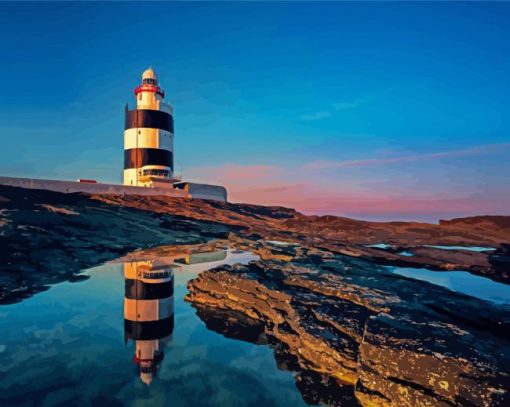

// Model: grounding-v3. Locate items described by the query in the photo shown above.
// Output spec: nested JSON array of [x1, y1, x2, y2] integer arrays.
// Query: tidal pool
[[364, 243, 392, 249], [0, 249, 311, 407], [388, 266, 510, 305], [423, 245, 496, 252]]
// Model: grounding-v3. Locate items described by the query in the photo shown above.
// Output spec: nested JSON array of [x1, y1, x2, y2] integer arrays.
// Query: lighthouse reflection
[[123, 260, 176, 385], [122, 249, 232, 385]]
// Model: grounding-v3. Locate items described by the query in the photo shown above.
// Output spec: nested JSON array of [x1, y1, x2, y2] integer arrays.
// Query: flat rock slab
[[186, 252, 510, 406]]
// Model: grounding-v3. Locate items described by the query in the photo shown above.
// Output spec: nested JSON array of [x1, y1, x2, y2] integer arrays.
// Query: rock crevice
[[186, 255, 510, 406]]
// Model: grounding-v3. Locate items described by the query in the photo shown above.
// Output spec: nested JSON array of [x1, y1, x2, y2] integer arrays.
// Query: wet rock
[[357, 312, 510, 406], [0, 186, 236, 304], [2, 184, 510, 295], [194, 304, 359, 406], [185, 256, 510, 406], [2, 184, 510, 404]]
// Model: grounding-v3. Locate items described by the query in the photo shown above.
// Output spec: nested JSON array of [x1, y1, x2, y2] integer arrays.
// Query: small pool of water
[[365, 243, 392, 249], [0, 249, 311, 406], [423, 245, 496, 252], [388, 266, 510, 305], [266, 240, 300, 247], [366, 244, 497, 254]]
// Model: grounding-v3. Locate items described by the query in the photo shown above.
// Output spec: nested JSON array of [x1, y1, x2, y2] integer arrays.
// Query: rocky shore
[[185, 245, 510, 406], [88, 191, 510, 284], [1, 184, 510, 405], [1, 184, 509, 303], [0, 186, 236, 303]]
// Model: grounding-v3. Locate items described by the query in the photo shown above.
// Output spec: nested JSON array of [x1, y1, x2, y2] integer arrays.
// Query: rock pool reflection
[[123, 260, 176, 385], [0, 247, 311, 406], [121, 250, 242, 385]]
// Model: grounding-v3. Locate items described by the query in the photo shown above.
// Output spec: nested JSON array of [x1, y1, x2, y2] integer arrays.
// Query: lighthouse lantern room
[[123, 68, 175, 187]]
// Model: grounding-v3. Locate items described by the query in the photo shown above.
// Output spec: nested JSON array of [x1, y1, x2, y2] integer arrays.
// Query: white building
[[122, 68, 228, 202], [123, 68, 176, 187]]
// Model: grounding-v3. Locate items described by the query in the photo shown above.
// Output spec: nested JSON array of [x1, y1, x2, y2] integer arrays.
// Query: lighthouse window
[[143, 169, 169, 177], [142, 78, 157, 85], [143, 270, 172, 279]]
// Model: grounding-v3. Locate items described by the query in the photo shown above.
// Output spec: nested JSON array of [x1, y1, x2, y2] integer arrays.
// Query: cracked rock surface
[[186, 250, 510, 406], [2, 185, 509, 305], [2, 185, 510, 405]]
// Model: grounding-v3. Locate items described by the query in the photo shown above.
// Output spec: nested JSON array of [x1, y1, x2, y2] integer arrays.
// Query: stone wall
[[0, 176, 188, 198]]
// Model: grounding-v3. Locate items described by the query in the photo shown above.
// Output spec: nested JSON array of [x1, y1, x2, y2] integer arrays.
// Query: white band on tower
[[123, 68, 174, 187]]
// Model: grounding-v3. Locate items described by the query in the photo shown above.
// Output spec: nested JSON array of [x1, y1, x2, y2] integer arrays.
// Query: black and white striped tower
[[124, 260, 175, 385], [123, 68, 174, 186]]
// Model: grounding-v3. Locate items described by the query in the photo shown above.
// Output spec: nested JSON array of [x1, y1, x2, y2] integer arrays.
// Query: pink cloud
[[185, 151, 509, 220], [230, 184, 310, 206], [186, 164, 281, 183], [231, 184, 509, 220], [304, 143, 510, 171]]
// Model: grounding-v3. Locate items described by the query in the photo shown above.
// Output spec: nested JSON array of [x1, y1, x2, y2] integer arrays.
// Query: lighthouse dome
[[142, 67, 157, 80]]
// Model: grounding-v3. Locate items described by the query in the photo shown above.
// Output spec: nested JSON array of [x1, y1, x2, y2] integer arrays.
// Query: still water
[[423, 245, 496, 252], [389, 266, 510, 304], [0, 249, 311, 407]]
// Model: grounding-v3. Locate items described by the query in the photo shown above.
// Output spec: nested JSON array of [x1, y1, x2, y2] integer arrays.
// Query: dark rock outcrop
[[2, 184, 510, 404], [185, 251, 510, 406], [0, 186, 237, 304]]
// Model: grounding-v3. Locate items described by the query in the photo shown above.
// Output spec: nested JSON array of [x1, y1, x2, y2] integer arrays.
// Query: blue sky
[[0, 2, 509, 220]]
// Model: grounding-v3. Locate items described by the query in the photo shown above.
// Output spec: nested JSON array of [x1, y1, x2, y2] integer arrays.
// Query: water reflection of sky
[[367, 243, 497, 253], [423, 245, 496, 252], [365, 243, 392, 249], [0, 250, 309, 406], [389, 267, 510, 305]]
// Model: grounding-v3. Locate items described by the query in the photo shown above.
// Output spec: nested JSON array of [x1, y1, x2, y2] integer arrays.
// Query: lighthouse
[[0, 68, 229, 200], [123, 68, 175, 187]]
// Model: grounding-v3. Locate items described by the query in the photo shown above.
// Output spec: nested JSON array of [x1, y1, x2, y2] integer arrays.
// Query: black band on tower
[[125, 279, 174, 300], [124, 148, 173, 170], [124, 315, 175, 340], [125, 109, 174, 132]]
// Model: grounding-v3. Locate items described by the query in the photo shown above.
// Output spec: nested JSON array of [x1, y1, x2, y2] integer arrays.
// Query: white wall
[[180, 183, 228, 202], [0, 176, 188, 198]]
